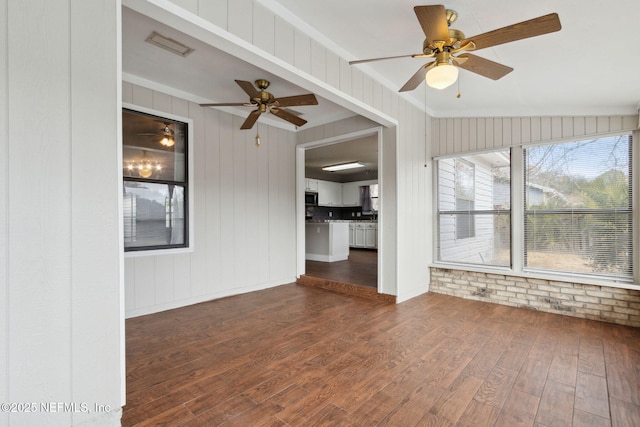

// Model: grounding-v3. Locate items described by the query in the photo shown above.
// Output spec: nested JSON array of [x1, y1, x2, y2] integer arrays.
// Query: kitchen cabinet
[[317, 180, 342, 206], [349, 222, 377, 249], [342, 182, 360, 206], [305, 178, 318, 192]]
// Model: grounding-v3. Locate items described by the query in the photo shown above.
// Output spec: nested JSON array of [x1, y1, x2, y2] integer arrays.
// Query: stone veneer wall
[[430, 268, 640, 327]]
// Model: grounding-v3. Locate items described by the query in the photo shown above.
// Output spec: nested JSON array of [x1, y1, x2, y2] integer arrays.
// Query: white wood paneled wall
[[432, 115, 638, 157], [123, 83, 297, 317], [1, 0, 123, 425], [120, 0, 435, 302]]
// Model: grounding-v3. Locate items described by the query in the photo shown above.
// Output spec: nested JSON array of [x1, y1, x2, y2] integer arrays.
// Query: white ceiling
[[123, 1, 640, 180], [268, 0, 640, 117]]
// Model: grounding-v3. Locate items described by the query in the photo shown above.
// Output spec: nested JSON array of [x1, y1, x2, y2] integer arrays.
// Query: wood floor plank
[[123, 283, 640, 426], [548, 353, 578, 387], [609, 397, 640, 427], [572, 409, 611, 427], [574, 371, 610, 419], [493, 389, 539, 427], [535, 380, 575, 427], [513, 357, 551, 397], [473, 365, 519, 409], [456, 399, 502, 427], [578, 337, 606, 377], [429, 374, 484, 424]]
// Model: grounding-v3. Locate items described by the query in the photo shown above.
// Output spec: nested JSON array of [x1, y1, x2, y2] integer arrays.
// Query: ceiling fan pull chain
[[456, 76, 461, 99]]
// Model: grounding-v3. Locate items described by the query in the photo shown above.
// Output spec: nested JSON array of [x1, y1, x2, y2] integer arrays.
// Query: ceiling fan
[[200, 79, 319, 129], [350, 5, 561, 92]]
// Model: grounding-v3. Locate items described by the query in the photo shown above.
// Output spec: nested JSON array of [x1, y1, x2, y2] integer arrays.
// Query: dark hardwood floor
[[123, 283, 640, 426], [305, 248, 377, 288]]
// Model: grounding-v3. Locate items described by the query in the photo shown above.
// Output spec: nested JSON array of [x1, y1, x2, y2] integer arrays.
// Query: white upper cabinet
[[317, 180, 342, 206], [305, 178, 318, 192], [342, 182, 360, 206]]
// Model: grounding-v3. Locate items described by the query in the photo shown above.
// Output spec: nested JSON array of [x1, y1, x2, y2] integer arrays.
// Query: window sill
[[429, 262, 640, 292], [125, 246, 194, 258]]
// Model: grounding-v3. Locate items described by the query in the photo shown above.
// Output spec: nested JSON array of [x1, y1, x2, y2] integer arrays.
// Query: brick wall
[[430, 267, 640, 327]]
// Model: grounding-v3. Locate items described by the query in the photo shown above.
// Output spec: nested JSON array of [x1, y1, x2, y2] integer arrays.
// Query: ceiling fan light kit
[[349, 5, 561, 92]]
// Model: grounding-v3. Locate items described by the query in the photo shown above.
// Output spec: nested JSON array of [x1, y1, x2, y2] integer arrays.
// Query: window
[[122, 108, 189, 252], [437, 151, 511, 267], [524, 135, 632, 279]]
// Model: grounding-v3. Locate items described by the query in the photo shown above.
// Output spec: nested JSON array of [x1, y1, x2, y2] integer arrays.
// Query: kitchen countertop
[[306, 219, 377, 223]]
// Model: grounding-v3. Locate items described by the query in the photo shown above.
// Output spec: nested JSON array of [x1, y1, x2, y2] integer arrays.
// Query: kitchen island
[[305, 222, 349, 262]]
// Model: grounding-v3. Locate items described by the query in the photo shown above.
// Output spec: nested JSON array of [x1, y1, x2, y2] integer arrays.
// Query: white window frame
[[122, 103, 195, 258], [432, 131, 639, 290]]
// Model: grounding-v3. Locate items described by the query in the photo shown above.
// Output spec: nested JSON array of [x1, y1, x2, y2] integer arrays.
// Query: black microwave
[[305, 192, 318, 205]]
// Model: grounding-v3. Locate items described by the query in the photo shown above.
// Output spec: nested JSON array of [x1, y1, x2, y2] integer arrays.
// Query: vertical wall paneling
[[294, 29, 311, 74], [510, 118, 520, 145], [198, 0, 228, 30], [372, 80, 383, 114], [4, 0, 122, 424], [339, 58, 352, 95], [325, 50, 340, 89], [453, 118, 461, 153], [362, 74, 374, 108], [70, 0, 123, 419], [460, 118, 469, 152], [227, 0, 253, 43], [253, 2, 275, 55], [219, 113, 236, 288], [8, 1, 73, 424], [468, 118, 477, 151], [202, 107, 222, 296], [562, 117, 573, 138], [573, 116, 585, 137], [310, 39, 326, 82], [124, 85, 298, 317], [0, 0, 8, 419], [530, 117, 541, 143], [520, 118, 531, 144], [550, 116, 562, 140], [257, 128, 271, 282], [351, 67, 364, 101], [232, 115, 248, 286], [432, 115, 637, 157], [274, 15, 294, 65], [170, 0, 197, 15]]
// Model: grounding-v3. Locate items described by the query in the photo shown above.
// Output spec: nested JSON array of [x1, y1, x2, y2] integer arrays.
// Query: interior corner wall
[[395, 102, 432, 303], [123, 82, 297, 318], [2, 1, 123, 426]]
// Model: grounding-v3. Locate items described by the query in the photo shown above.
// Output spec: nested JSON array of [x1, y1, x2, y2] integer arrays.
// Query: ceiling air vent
[[145, 31, 194, 57]]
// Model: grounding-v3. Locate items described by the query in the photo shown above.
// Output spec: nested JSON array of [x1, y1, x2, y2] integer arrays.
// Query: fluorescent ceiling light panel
[[145, 31, 194, 57], [322, 161, 365, 172]]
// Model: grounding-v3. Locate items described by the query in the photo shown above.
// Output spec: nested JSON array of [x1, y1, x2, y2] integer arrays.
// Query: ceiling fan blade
[[455, 54, 513, 80], [399, 62, 436, 92], [274, 94, 318, 108], [349, 53, 425, 65], [461, 13, 561, 51], [414, 5, 450, 44], [271, 108, 308, 127], [235, 80, 260, 99], [199, 102, 252, 107], [241, 109, 262, 130]]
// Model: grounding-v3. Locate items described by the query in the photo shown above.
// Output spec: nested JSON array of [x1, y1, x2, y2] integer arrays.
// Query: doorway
[[296, 127, 383, 292]]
